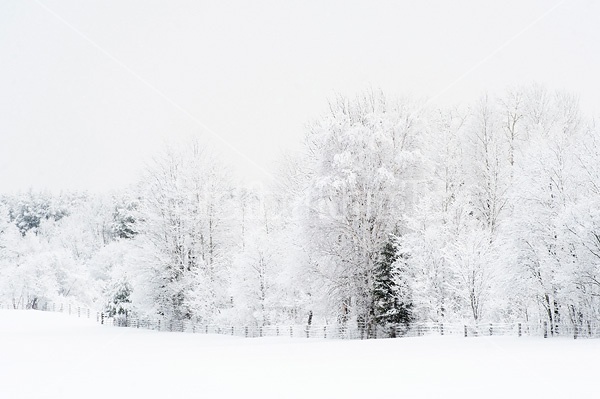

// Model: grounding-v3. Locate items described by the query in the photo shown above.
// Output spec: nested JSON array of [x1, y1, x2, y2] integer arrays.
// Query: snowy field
[[0, 310, 598, 399]]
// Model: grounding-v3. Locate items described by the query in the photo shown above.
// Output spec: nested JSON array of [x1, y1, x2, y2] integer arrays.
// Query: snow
[[0, 310, 597, 399]]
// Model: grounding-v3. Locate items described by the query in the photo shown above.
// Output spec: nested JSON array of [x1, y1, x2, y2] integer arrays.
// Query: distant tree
[[111, 195, 138, 240], [3, 191, 73, 236], [105, 277, 132, 318]]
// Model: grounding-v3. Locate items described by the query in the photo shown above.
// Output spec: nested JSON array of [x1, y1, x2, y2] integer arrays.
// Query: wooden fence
[[3, 301, 599, 340], [102, 314, 600, 340], [0, 300, 93, 319]]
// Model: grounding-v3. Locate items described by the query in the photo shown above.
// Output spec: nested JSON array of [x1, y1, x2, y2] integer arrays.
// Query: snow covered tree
[[401, 107, 468, 322], [228, 208, 278, 325], [445, 229, 496, 322], [105, 277, 133, 318], [298, 91, 423, 330], [2, 190, 73, 236], [464, 94, 509, 237], [132, 140, 234, 322], [499, 88, 583, 332], [111, 194, 138, 240]]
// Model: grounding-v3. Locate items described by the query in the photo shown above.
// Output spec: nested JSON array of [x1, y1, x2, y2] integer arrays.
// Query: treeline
[[2, 85, 600, 334]]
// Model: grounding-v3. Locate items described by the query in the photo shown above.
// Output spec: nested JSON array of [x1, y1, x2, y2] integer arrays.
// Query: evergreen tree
[[112, 196, 138, 240], [3, 191, 71, 236], [372, 238, 413, 337], [105, 278, 133, 319]]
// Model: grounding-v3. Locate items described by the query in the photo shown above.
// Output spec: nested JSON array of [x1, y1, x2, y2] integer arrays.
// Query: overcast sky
[[1, 0, 599, 193]]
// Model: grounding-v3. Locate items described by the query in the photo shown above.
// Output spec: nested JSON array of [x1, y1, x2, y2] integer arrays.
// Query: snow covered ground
[[0, 310, 598, 399]]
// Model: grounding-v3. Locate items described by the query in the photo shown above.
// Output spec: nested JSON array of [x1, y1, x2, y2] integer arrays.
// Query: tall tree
[[299, 91, 423, 330], [132, 140, 234, 322]]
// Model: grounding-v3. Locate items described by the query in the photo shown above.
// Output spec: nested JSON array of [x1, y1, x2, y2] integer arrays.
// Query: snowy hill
[[0, 309, 598, 398]]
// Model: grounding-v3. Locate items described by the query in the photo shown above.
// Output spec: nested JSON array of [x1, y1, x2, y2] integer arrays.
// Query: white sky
[[1, 0, 599, 193]]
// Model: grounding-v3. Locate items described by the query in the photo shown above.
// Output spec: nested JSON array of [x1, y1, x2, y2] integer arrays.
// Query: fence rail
[[102, 314, 600, 340], [3, 301, 600, 340], [0, 301, 93, 319]]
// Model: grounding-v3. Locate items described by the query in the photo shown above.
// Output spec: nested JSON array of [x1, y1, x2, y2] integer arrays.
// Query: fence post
[[573, 325, 577, 340], [489, 323, 493, 336], [87, 308, 90, 318], [543, 322, 548, 338], [464, 325, 467, 337], [290, 326, 293, 338], [231, 326, 234, 336], [245, 326, 248, 338], [77, 307, 81, 317], [276, 326, 280, 336], [306, 325, 310, 338], [259, 326, 263, 337], [440, 323, 444, 336], [324, 326, 327, 339], [101, 312, 104, 325], [518, 323, 522, 337]]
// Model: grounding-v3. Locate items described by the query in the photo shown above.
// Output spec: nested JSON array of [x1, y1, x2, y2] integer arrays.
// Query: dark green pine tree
[[372, 238, 412, 336]]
